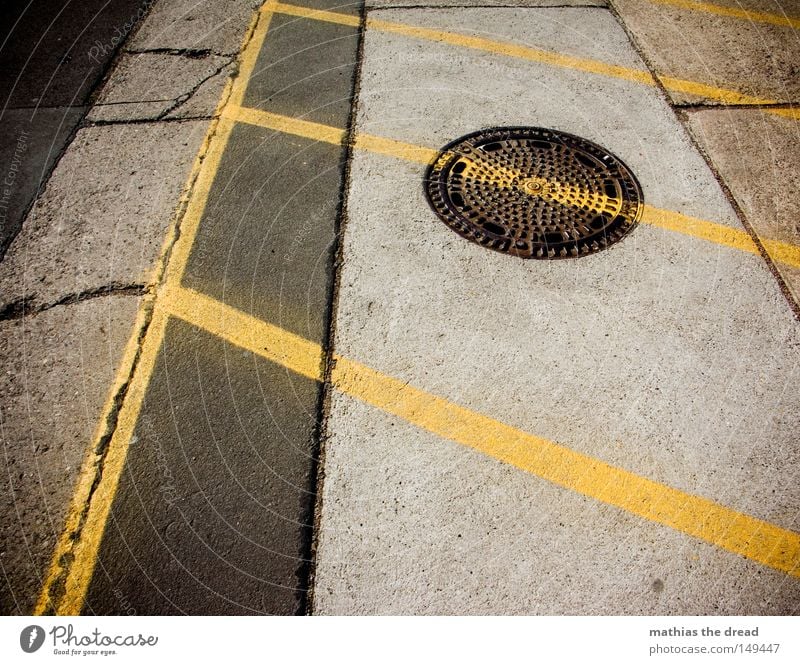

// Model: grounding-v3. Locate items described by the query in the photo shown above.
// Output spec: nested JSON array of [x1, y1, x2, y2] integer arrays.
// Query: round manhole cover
[[424, 127, 644, 259]]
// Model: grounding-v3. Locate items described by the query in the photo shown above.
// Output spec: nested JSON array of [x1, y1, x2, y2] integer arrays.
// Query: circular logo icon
[[20, 625, 45, 653]]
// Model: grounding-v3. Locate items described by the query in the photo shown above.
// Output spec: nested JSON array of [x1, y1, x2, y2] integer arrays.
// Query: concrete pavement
[[1, 0, 798, 615]]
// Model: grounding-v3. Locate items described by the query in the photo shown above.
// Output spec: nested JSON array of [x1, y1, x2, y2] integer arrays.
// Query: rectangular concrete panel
[[243, 14, 360, 127], [314, 7, 800, 614], [181, 124, 346, 345], [83, 318, 321, 615]]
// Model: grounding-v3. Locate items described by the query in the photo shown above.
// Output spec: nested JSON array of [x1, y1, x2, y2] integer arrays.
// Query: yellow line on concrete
[[272, 1, 799, 121], [164, 286, 324, 381], [642, 0, 800, 30], [166, 285, 800, 579], [35, 0, 282, 616], [229, 104, 800, 270]]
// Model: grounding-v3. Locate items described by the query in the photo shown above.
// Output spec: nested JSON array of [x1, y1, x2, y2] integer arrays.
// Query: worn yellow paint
[[272, 1, 799, 120], [35, 0, 282, 616], [226, 105, 347, 145], [643, 0, 800, 30], [164, 286, 324, 381], [227, 104, 800, 270], [160, 286, 800, 580]]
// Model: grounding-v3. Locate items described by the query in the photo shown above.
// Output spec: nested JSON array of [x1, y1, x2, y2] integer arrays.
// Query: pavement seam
[[305, 0, 369, 617], [85, 116, 215, 127], [0, 284, 146, 322], [606, 0, 800, 320], [677, 109, 800, 320]]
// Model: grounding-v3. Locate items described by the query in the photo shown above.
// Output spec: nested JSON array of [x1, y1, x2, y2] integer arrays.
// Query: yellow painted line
[[36, 0, 283, 616], [643, 0, 800, 30], [229, 104, 800, 270], [225, 105, 347, 145], [165, 285, 800, 579], [272, 1, 800, 121], [275, 1, 655, 86], [164, 286, 324, 381]]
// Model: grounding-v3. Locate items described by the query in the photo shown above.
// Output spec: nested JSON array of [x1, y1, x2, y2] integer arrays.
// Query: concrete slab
[[0, 295, 141, 615], [243, 14, 360, 127], [128, 0, 261, 54], [314, 7, 800, 614], [612, 0, 800, 105], [317, 393, 800, 615], [684, 107, 800, 302], [0, 0, 151, 108], [83, 318, 319, 615], [182, 124, 345, 345], [0, 121, 208, 311], [0, 108, 85, 258], [87, 52, 234, 122]]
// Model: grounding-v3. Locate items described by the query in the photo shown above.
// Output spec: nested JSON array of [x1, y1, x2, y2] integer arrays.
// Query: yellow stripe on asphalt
[[165, 285, 800, 580], [228, 104, 800, 270], [35, 0, 284, 616], [272, 1, 799, 121], [642, 0, 800, 31]]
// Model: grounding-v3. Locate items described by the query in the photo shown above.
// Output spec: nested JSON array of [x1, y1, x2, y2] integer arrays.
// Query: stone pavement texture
[[1, 0, 799, 616]]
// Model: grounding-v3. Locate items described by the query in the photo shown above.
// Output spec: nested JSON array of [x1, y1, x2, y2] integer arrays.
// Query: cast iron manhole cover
[[424, 127, 644, 259]]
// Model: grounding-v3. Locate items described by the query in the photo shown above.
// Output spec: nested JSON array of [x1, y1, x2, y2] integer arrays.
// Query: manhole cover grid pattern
[[425, 127, 644, 259]]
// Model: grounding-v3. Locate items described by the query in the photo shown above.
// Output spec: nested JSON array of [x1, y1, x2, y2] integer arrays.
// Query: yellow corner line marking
[[226, 105, 347, 145], [229, 104, 800, 270], [272, 1, 799, 121], [35, 1, 282, 616], [644, 0, 800, 31], [167, 285, 800, 579], [274, 1, 655, 86], [164, 286, 324, 381]]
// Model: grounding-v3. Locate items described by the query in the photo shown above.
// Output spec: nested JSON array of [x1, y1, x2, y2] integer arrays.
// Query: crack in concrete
[[125, 47, 236, 58], [0, 284, 146, 322], [160, 55, 237, 119], [36, 294, 155, 616], [677, 101, 800, 112], [85, 116, 213, 127]]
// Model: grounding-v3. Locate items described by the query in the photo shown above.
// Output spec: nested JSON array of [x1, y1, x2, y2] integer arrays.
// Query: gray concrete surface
[[243, 13, 360, 126], [0, 295, 141, 614], [0, 121, 207, 313], [313, 6, 800, 614], [0, 0, 154, 257], [684, 107, 800, 302], [128, 0, 262, 54], [0, 108, 85, 256], [83, 318, 321, 615], [612, 0, 800, 105], [87, 52, 234, 122], [317, 393, 799, 614]]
